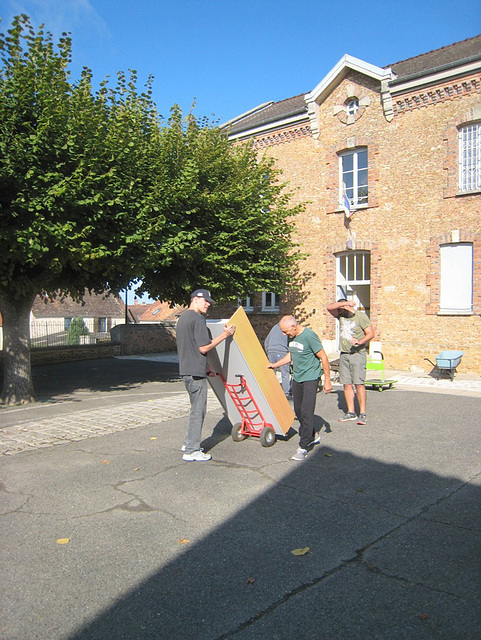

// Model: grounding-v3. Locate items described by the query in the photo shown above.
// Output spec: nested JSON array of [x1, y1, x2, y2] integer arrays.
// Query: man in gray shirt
[[265, 322, 291, 397], [176, 289, 236, 461]]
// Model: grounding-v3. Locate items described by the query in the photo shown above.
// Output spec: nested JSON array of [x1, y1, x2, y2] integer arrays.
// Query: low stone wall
[[0, 343, 121, 369], [110, 322, 177, 355]]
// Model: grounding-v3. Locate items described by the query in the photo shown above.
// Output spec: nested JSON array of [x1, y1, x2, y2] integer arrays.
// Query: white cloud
[[3, 0, 109, 42]]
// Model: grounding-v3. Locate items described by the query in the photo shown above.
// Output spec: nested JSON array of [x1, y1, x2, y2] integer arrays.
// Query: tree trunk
[[0, 293, 37, 405]]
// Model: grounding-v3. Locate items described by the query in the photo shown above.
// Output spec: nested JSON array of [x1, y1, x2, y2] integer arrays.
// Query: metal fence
[[29, 322, 112, 349]]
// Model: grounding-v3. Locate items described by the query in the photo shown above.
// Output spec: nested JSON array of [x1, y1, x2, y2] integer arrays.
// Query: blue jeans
[[182, 376, 207, 453]]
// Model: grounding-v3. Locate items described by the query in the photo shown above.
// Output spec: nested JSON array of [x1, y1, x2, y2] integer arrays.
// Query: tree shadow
[[2, 390, 480, 639], [4, 357, 182, 404], [66, 444, 481, 640]]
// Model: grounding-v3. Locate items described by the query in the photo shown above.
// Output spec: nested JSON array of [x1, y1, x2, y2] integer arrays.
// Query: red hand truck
[[219, 373, 277, 447]]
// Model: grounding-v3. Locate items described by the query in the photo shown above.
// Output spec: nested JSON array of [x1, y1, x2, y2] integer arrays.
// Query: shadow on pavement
[[1, 357, 181, 403], [66, 451, 480, 639]]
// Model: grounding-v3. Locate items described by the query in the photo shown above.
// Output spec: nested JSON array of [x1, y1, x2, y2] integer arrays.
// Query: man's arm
[[351, 324, 374, 347], [267, 353, 292, 369], [326, 300, 356, 318], [316, 349, 332, 393], [198, 324, 236, 355]]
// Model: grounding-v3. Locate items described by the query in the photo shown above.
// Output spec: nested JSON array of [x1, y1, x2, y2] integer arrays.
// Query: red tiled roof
[[31, 290, 125, 318], [138, 300, 186, 322]]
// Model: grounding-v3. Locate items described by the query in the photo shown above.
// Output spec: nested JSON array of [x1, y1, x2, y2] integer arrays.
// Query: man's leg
[[356, 384, 367, 414], [182, 376, 207, 453], [339, 354, 357, 419], [343, 383, 356, 413], [297, 379, 318, 450], [351, 352, 368, 418]]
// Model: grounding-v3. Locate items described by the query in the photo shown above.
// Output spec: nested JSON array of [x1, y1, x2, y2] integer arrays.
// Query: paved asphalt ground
[[0, 355, 480, 640]]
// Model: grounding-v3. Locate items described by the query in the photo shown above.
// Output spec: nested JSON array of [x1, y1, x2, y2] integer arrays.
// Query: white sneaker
[[308, 433, 321, 446], [182, 450, 212, 462], [291, 447, 308, 461]]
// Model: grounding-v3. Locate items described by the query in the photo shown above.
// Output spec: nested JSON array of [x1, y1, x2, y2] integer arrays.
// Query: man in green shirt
[[268, 315, 332, 461], [327, 299, 374, 425]]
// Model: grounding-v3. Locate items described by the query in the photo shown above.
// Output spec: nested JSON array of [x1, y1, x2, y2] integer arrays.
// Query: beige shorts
[[339, 351, 367, 385]]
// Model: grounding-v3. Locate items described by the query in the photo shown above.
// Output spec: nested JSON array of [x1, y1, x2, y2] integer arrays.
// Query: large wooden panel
[[207, 307, 294, 435]]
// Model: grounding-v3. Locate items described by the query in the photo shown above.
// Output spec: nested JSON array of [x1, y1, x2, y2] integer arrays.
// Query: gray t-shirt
[[264, 323, 288, 356], [176, 309, 211, 377]]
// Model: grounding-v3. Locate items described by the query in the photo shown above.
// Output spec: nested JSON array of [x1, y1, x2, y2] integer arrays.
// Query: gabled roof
[[32, 290, 125, 319], [225, 35, 481, 138], [305, 55, 392, 106]]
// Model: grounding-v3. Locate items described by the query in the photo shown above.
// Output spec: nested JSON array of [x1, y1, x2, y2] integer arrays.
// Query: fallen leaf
[[291, 547, 310, 556], [246, 577, 256, 584], [178, 538, 190, 544], [324, 453, 333, 457], [150, 437, 157, 440], [134, 468, 140, 471], [357, 488, 366, 493], [56, 538, 70, 545], [419, 613, 430, 620], [101, 460, 110, 464]]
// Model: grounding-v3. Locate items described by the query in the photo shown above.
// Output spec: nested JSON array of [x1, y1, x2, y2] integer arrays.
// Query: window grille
[[459, 123, 481, 192]]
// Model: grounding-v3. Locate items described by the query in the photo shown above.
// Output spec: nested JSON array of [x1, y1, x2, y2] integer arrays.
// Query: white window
[[339, 148, 368, 209], [459, 123, 481, 192], [262, 292, 280, 312], [336, 251, 371, 314], [237, 295, 253, 312], [440, 243, 473, 314], [346, 98, 359, 116]]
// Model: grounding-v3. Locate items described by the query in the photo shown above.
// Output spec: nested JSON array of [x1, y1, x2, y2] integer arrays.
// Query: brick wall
[[242, 70, 481, 374]]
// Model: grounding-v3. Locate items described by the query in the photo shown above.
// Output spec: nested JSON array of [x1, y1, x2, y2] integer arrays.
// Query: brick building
[[220, 36, 481, 374]]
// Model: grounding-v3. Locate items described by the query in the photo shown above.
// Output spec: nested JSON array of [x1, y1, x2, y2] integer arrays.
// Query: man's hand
[[323, 380, 333, 394], [223, 323, 236, 337]]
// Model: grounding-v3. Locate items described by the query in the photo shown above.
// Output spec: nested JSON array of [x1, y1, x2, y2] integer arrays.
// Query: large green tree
[[139, 109, 301, 303], [0, 15, 302, 405]]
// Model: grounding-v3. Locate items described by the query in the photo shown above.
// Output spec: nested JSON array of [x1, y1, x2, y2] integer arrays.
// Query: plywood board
[[207, 307, 294, 435]]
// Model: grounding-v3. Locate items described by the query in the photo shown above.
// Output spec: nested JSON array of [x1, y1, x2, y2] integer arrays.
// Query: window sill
[[333, 204, 369, 215], [437, 310, 473, 316], [455, 189, 481, 197]]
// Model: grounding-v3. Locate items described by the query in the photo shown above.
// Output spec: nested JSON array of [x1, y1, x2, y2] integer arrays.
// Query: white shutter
[[440, 243, 473, 313]]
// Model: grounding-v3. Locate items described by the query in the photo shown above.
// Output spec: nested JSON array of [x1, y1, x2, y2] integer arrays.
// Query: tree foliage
[[0, 15, 303, 404], [139, 109, 303, 303]]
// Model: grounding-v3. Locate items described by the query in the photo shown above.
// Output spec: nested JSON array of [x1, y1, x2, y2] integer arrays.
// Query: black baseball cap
[[191, 288, 215, 304]]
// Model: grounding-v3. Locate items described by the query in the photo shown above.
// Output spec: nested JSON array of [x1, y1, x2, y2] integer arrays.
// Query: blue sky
[[2, 0, 480, 125], [2, 0, 480, 302]]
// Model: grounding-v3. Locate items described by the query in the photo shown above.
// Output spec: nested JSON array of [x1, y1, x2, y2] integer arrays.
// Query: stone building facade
[[220, 36, 481, 374]]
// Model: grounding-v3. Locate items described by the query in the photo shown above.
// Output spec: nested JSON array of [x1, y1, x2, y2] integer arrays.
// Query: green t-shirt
[[339, 310, 371, 354], [288, 327, 324, 383]]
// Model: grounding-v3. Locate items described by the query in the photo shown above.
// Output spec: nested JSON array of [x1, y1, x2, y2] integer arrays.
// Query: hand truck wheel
[[231, 423, 246, 442], [259, 426, 276, 447]]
